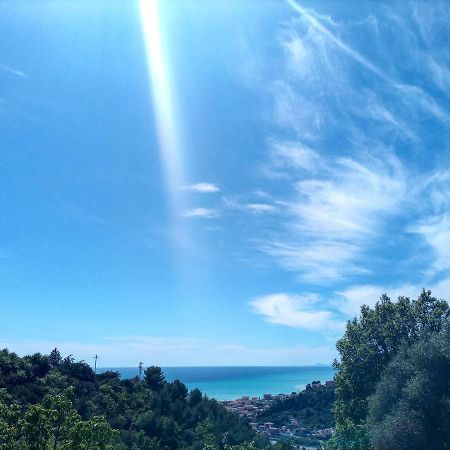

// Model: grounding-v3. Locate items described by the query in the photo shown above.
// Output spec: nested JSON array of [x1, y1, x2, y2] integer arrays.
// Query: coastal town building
[[220, 381, 335, 445]]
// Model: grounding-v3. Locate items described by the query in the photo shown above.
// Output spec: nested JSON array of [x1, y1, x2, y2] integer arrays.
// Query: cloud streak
[[0, 63, 26, 78], [285, 0, 398, 87], [183, 208, 219, 218], [182, 182, 220, 193], [223, 196, 278, 214]]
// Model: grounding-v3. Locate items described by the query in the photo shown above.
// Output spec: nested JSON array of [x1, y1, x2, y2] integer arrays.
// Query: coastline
[[221, 381, 335, 448], [99, 365, 335, 401]]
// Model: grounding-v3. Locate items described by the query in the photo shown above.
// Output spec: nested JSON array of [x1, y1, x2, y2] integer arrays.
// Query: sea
[[98, 366, 335, 401]]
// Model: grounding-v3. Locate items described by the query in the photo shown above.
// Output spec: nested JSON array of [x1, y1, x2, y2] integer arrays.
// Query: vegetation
[[367, 325, 450, 450], [0, 387, 118, 449], [258, 383, 335, 429], [3, 289, 448, 449], [0, 349, 291, 449], [326, 289, 450, 449]]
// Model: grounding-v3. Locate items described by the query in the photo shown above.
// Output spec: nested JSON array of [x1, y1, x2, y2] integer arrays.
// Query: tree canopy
[[0, 349, 283, 449], [367, 325, 450, 450], [327, 289, 450, 450]]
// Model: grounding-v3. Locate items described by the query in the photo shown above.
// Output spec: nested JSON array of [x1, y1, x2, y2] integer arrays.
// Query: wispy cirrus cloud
[[0, 63, 27, 78], [266, 141, 322, 176], [291, 155, 405, 239], [245, 1, 450, 329], [251, 1, 450, 288], [285, 0, 450, 123], [260, 152, 406, 282], [410, 215, 450, 274], [285, 0, 397, 86], [183, 207, 219, 218], [245, 203, 278, 213], [182, 182, 220, 193], [223, 196, 278, 215]]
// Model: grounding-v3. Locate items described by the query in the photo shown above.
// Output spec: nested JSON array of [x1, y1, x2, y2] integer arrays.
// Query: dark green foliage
[[0, 388, 118, 449], [258, 384, 335, 429], [334, 290, 449, 426], [324, 421, 369, 450], [144, 367, 165, 391], [367, 325, 450, 450], [328, 289, 450, 450], [0, 348, 271, 449], [49, 349, 62, 369]]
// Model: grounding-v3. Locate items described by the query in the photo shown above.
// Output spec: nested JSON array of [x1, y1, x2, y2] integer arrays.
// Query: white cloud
[[365, 94, 415, 139], [245, 203, 278, 213], [262, 240, 365, 283], [407, 171, 450, 275], [246, 1, 450, 333], [283, 35, 307, 68], [252, 280, 450, 335], [410, 214, 450, 273], [261, 152, 406, 282], [182, 183, 220, 193], [294, 156, 405, 238], [183, 208, 219, 218], [335, 277, 450, 317], [245, 1, 450, 291], [427, 56, 450, 95], [285, 0, 396, 86], [335, 284, 417, 317], [223, 197, 278, 214], [270, 141, 322, 171], [250, 293, 344, 331], [419, 171, 450, 212], [286, 0, 450, 126]]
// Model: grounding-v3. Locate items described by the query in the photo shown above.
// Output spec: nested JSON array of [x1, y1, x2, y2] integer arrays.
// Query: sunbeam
[[139, 0, 185, 216]]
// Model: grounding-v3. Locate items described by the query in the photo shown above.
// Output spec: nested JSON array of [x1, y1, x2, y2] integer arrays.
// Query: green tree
[[49, 349, 62, 369], [366, 326, 450, 450], [194, 420, 216, 449], [324, 420, 369, 450], [188, 388, 202, 407], [329, 289, 449, 449], [0, 348, 269, 449], [63, 416, 119, 450], [0, 393, 24, 450], [19, 389, 118, 450], [334, 290, 449, 422], [144, 367, 165, 391], [22, 402, 53, 449]]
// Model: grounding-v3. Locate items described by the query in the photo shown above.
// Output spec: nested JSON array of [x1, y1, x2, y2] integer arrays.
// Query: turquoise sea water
[[99, 366, 335, 400]]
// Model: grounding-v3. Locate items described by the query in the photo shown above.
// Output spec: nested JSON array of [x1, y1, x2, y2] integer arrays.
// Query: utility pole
[[138, 362, 144, 380], [93, 354, 99, 375]]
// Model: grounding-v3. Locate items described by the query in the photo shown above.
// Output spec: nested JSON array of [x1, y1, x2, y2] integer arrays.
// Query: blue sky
[[1, 0, 450, 366]]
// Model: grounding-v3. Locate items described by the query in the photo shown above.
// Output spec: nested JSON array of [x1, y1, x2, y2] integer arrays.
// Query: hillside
[[0, 348, 293, 449], [257, 383, 335, 430]]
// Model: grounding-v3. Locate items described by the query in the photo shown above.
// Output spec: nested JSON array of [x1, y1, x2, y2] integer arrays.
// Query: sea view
[[4, 0, 449, 447], [98, 366, 335, 400]]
